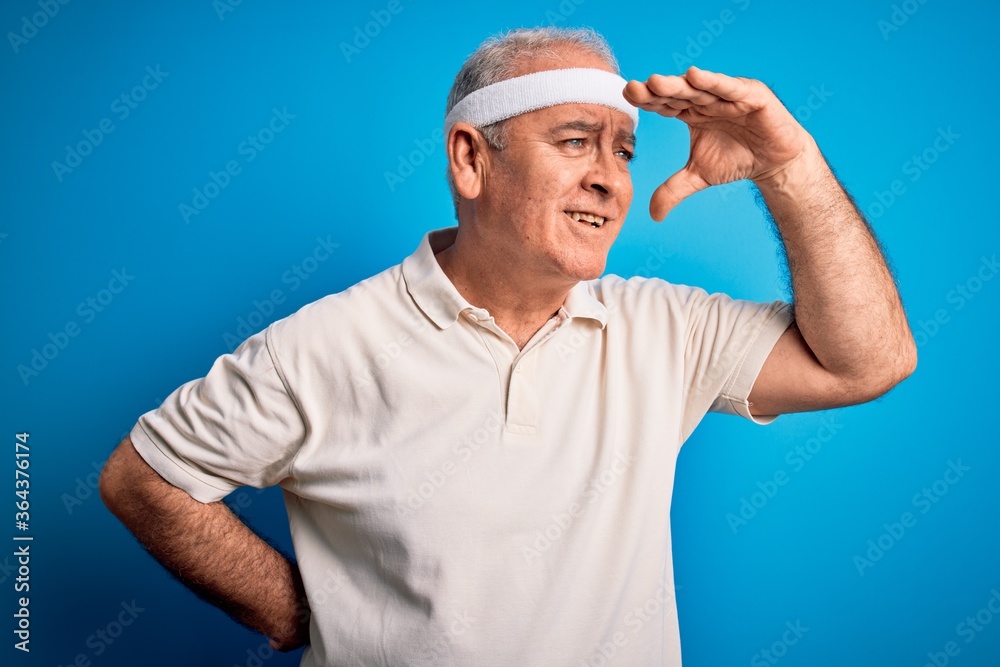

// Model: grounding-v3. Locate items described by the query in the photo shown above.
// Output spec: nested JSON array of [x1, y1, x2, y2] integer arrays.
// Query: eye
[[563, 138, 586, 148], [616, 148, 636, 163]]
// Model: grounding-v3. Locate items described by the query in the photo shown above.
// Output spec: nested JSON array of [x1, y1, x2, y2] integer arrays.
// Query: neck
[[435, 228, 573, 349]]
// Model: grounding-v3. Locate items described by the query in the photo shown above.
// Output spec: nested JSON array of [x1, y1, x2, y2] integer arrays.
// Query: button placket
[[506, 349, 538, 435]]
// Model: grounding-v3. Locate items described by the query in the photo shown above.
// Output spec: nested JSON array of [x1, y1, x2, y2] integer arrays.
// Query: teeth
[[566, 211, 606, 227]]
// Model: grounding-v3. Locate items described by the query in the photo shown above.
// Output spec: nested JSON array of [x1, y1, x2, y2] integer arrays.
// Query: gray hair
[[443, 27, 621, 220]]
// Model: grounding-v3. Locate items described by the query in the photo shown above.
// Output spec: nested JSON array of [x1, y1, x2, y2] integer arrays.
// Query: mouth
[[564, 210, 607, 228]]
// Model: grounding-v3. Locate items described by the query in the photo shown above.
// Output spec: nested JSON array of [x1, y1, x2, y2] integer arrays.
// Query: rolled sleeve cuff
[[718, 302, 795, 425], [130, 420, 239, 504]]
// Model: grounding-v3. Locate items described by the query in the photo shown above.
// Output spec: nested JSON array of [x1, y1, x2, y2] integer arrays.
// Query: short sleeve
[[681, 289, 794, 438], [130, 325, 306, 503]]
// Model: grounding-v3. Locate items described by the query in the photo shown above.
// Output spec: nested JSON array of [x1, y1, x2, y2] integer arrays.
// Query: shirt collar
[[401, 226, 609, 330], [401, 227, 472, 329], [561, 278, 610, 328]]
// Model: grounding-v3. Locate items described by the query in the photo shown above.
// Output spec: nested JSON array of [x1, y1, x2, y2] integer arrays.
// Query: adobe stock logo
[[864, 126, 960, 222], [852, 459, 970, 576], [542, 0, 587, 26], [521, 450, 635, 564], [179, 107, 296, 224], [7, 0, 72, 54], [750, 620, 809, 667], [51, 66, 170, 182], [921, 588, 1000, 667], [221, 234, 338, 350], [213, 0, 245, 21], [725, 412, 844, 534], [396, 408, 504, 517], [339, 0, 408, 64], [911, 255, 998, 348], [580, 582, 679, 665], [670, 0, 752, 70], [53, 600, 145, 666], [877, 0, 930, 40], [385, 127, 444, 192], [17, 268, 135, 386]]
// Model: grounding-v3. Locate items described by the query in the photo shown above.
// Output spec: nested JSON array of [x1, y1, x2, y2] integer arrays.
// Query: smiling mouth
[[565, 210, 606, 228]]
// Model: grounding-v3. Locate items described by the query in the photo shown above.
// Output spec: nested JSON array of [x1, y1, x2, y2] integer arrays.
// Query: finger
[[654, 106, 684, 118], [683, 66, 751, 102], [623, 80, 658, 106], [628, 98, 668, 111], [649, 105, 684, 118], [657, 97, 697, 110], [643, 93, 743, 117], [645, 73, 721, 105], [649, 167, 708, 222], [625, 95, 685, 118], [674, 107, 716, 123], [624, 78, 721, 110], [678, 98, 746, 118]]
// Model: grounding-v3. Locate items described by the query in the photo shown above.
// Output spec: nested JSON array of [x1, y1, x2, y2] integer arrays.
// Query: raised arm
[[99, 435, 311, 651], [623, 67, 917, 416]]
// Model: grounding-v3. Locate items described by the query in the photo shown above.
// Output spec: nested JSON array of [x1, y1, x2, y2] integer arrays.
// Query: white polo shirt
[[131, 226, 793, 666]]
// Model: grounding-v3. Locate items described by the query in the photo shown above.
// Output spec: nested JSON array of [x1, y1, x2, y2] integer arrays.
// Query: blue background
[[3, 0, 998, 665]]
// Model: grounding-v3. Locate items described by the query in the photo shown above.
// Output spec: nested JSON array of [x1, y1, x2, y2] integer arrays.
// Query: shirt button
[[515, 366, 523, 374]]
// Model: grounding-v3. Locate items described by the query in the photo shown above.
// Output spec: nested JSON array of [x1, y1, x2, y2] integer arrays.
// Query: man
[[100, 26, 916, 665]]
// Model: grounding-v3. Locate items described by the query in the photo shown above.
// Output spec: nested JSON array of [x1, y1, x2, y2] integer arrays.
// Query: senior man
[[100, 26, 916, 666]]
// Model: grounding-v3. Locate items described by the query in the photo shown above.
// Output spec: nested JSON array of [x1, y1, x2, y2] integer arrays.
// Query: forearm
[[100, 438, 310, 648], [753, 139, 917, 387]]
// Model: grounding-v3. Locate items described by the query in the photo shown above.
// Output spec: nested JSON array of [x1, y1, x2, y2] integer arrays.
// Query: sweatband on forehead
[[444, 67, 639, 136]]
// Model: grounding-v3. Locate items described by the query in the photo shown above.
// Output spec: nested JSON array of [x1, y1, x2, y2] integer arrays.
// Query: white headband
[[444, 67, 639, 136]]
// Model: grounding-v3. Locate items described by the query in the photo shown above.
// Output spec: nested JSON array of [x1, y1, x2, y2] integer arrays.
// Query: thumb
[[649, 167, 707, 222]]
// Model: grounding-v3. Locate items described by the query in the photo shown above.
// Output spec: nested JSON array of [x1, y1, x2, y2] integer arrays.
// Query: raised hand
[[623, 66, 816, 221]]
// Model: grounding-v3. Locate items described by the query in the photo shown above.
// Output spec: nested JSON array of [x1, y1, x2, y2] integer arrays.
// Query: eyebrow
[[549, 120, 636, 147]]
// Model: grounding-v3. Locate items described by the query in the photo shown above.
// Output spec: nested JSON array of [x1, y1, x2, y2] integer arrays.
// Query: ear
[[447, 122, 489, 201]]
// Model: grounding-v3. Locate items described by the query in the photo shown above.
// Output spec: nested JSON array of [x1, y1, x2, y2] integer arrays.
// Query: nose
[[584, 141, 630, 200]]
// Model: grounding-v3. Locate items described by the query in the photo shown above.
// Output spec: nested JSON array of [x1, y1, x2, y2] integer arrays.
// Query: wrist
[[751, 137, 828, 199]]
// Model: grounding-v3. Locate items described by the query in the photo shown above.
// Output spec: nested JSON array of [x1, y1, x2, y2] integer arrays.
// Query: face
[[469, 51, 636, 285]]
